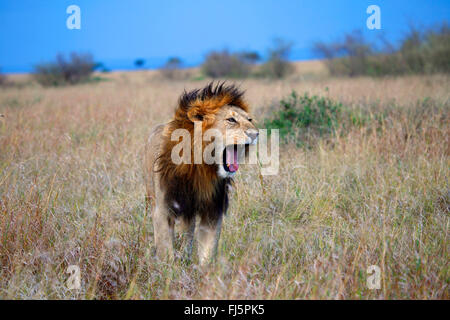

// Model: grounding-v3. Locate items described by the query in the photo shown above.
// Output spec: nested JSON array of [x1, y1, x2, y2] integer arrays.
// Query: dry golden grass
[[0, 65, 449, 299]]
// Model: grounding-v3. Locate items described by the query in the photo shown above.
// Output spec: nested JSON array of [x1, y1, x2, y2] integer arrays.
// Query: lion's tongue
[[226, 147, 239, 172]]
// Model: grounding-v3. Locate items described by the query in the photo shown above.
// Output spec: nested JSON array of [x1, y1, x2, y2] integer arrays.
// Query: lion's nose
[[245, 129, 259, 142]]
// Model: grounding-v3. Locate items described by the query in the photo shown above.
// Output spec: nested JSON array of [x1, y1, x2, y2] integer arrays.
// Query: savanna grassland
[[0, 63, 449, 299]]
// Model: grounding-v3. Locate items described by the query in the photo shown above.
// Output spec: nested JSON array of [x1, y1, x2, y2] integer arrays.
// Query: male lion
[[144, 82, 258, 265]]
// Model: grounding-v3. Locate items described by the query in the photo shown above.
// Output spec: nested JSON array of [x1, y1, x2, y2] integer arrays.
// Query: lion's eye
[[227, 117, 237, 124], [248, 118, 253, 122]]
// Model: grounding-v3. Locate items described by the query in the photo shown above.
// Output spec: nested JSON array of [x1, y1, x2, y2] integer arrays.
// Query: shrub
[[160, 57, 183, 79], [314, 22, 450, 76], [33, 52, 95, 86], [418, 23, 450, 73], [0, 68, 6, 86], [313, 31, 373, 77], [259, 38, 294, 78], [202, 50, 250, 78], [264, 91, 343, 144], [238, 51, 261, 65]]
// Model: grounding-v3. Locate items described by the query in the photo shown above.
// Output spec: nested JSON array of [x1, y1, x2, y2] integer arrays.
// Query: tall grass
[[0, 74, 448, 299]]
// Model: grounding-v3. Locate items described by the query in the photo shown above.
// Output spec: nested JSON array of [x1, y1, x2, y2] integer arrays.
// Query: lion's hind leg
[[152, 205, 175, 262], [145, 194, 153, 214]]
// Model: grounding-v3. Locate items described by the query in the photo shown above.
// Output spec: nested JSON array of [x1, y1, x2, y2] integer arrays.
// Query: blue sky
[[0, 0, 449, 72]]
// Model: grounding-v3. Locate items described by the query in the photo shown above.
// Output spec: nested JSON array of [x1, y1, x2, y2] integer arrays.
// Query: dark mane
[[178, 81, 246, 112], [165, 176, 232, 223]]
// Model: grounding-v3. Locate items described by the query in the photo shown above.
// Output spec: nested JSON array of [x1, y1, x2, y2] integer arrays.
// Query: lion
[[144, 82, 258, 265]]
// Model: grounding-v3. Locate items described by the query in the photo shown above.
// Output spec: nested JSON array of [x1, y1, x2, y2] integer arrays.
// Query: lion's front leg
[[197, 215, 223, 265], [152, 205, 175, 262], [179, 218, 196, 262]]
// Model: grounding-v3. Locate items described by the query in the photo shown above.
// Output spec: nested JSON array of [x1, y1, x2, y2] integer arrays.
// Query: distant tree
[[423, 22, 450, 73], [167, 57, 182, 67], [93, 62, 111, 73], [160, 57, 183, 79], [260, 38, 294, 78], [314, 31, 380, 76], [337, 31, 372, 77], [33, 52, 95, 86], [134, 58, 146, 69], [238, 51, 261, 64], [269, 38, 293, 60], [312, 24, 450, 77], [202, 50, 250, 78], [0, 68, 6, 86], [93, 62, 104, 70], [313, 22, 450, 77]]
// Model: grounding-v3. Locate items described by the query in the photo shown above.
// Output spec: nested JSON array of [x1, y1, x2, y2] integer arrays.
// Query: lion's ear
[[193, 114, 204, 121], [187, 108, 204, 122]]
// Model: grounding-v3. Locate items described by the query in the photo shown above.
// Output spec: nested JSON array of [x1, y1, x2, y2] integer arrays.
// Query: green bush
[[264, 91, 343, 144]]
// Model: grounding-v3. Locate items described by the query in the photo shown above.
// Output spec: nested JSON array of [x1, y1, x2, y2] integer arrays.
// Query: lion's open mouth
[[223, 144, 250, 173], [223, 145, 239, 173]]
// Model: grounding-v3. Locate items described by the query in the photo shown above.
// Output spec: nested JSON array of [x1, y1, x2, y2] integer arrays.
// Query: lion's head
[[158, 82, 257, 201], [208, 103, 258, 178]]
